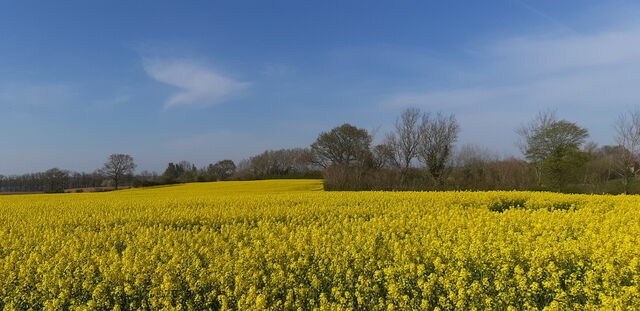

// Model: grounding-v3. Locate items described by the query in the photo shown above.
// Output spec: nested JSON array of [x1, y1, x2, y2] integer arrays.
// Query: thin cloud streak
[[384, 19, 640, 110], [143, 59, 249, 109]]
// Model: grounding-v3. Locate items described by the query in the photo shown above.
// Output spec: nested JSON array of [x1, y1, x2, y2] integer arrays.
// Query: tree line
[[0, 155, 139, 193], [313, 108, 640, 193], [4, 107, 640, 194], [0, 169, 104, 193], [0, 150, 319, 193]]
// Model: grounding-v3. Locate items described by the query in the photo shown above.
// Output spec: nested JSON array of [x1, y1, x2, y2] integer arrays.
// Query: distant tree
[[387, 107, 422, 169], [101, 154, 136, 190], [372, 143, 397, 169], [516, 110, 559, 158], [615, 108, 640, 193], [517, 111, 589, 187], [176, 161, 196, 173], [135, 170, 160, 186], [417, 112, 460, 184], [491, 157, 536, 190], [44, 168, 69, 193], [0, 169, 107, 193], [207, 160, 237, 181], [311, 124, 373, 168], [160, 161, 198, 183], [582, 141, 599, 155], [540, 146, 591, 189], [450, 144, 497, 190], [522, 121, 589, 163], [453, 144, 497, 168], [176, 161, 198, 183], [243, 149, 317, 178], [162, 162, 179, 183]]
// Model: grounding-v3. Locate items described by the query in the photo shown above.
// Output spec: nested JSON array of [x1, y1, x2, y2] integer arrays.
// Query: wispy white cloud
[[512, 0, 577, 33], [384, 17, 640, 110], [385, 87, 512, 109], [487, 24, 640, 76], [378, 11, 640, 152], [387, 68, 640, 109], [143, 59, 249, 109]]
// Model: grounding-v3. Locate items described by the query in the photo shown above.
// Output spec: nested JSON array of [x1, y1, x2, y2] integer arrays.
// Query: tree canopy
[[310, 124, 373, 168]]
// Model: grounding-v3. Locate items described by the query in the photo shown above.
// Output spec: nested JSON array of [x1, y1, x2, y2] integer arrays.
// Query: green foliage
[[540, 147, 591, 188], [207, 159, 236, 181], [519, 117, 590, 189], [311, 123, 373, 168], [43, 168, 69, 193], [162, 162, 180, 183], [525, 120, 589, 163]]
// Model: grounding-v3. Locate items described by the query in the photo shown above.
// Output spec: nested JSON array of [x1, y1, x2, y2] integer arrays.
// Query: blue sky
[[1, 0, 638, 174]]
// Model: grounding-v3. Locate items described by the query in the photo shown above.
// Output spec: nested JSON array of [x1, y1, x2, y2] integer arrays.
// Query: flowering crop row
[[0, 179, 638, 310]]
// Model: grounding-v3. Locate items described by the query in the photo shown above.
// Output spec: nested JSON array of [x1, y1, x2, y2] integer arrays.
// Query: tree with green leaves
[[540, 146, 591, 189], [310, 123, 373, 168], [517, 111, 589, 188], [207, 160, 237, 181], [44, 168, 69, 193]]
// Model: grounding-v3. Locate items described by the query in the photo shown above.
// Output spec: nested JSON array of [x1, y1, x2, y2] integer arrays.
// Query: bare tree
[[453, 144, 498, 168], [101, 154, 136, 190], [515, 110, 558, 159], [372, 143, 397, 169], [583, 145, 631, 191], [615, 108, 640, 193], [417, 112, 460, 184], [388, 107, 422, 169]]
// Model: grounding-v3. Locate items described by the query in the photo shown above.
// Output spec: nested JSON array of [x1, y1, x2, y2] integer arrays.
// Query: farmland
[[0, 179, 639, 310]]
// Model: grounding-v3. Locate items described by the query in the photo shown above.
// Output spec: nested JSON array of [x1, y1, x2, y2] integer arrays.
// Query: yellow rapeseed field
[[0, 179, 639, 310]]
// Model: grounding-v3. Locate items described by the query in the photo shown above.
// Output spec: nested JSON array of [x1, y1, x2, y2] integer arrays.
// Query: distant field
[[0, 179, 638, 309], [0, 186, 133, 195], [63, 186, 133, 193]]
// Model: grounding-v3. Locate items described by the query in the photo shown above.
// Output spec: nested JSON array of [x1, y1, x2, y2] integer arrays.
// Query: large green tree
[[207, 160, 237, 181], [523, 120, 589, 163], [540, 146, 590, 188], [310, 124, 373, 168], [517, 111, 589, 188]]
